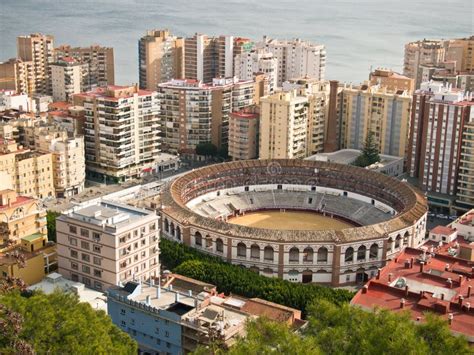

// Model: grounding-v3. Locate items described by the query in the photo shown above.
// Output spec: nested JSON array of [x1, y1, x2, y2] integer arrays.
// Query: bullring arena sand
[[228, 210, 355, 231]]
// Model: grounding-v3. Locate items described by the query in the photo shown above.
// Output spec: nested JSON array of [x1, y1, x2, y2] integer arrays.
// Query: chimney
[[458, 295, 464, 306], [419, 290, 424, 297], [400, 298, 406, 309], [175, 292, 180, 303], [362, 285, 368, 294], [169, 284, 173, 291], [404, 260, 410, 269], [445, 263, 450, 272], [468, 286, 472, 298], [420, 261, 425, 273], [447, 313, 453, 325], [376, 268, 381, 280], [188, 290, 192, 297], [441, 293, 445, 300], [146, 295, 151, 305], [405, 285, 409, 297], [465, 302, 471, 312], [447, 278, 453, 289], [388, 273, 393, 282], [410, 258, 414, 268], [156, 286, 161, 299], [458, 275, 463, 285]]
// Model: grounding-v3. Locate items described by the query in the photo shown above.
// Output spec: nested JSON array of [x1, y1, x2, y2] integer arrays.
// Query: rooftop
[[351, 247, 474, 341], [430, 226, 457, 235]]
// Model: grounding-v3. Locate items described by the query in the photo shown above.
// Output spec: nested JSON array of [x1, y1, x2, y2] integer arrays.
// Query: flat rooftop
[[305, 149, 403, 165]]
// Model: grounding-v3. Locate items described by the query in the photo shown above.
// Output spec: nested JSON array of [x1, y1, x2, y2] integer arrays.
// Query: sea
[[0, 0, 472, 84]]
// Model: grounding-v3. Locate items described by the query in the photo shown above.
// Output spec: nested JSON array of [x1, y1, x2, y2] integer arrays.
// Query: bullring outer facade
[[160, 160, 428, 286]]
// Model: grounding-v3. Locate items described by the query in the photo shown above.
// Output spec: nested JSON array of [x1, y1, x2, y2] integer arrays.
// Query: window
[[289, 247, 299, 262], [71, 273, 79, 282], [93, 245, 101, 253], [216, 238, 224, 253], [357, 246, 367, 261], [69, 237, 77, 246], [69, 225, 77, 234], [80, 228, 89, 238], [93, 269, 102, 278], [369, 244, 379, 259], [70, 250, 78, 258], [93, 256, 101, 265], [195, 232, 202, 246], [82, 265, 90, 274], [71, 262, 78, 270], [81, 241, 90, 250], [121, 320, 126, 327], [81, 253, 90, 262], [155, 327, 159, 334], [303, 247, 314, 262], [82, 277, 91, 286], [237, 243, 246, 257], [264, 246, 274, 261], [166, 342, 171, 348], [120, 309, 126, 315], [244, 186, 249, 192], [156, 339, 161, 345], [92, 232, 101, 242], [317, 247, 328, 262], [344, 247, 354, 262], [165, 331, 169, 338]]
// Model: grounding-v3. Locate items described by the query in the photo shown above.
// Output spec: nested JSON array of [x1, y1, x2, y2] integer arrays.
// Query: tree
[[194, 317, 321, 355], [354, 131, 380, 167], [0, 291, 137, 354], [195, 142, 218, 158], [46, 211, 61, 242]]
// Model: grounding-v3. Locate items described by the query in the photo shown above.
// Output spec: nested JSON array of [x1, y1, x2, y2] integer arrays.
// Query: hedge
[[160, 238, 354, 316]]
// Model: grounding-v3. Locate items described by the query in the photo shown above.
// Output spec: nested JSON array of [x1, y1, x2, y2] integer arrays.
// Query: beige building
[[259, 90, 308, 159], [369, 68, 414, 93], [228, 108, 259, 160], [138, 29, 184, 90], [57, 201, 160, 291], [0, 139, 54, 199], [17, 33, 54, 95], [234, 48, 278, 93], [457, 121, 474, 211], [339, 83, 412, 157], [73, 85, 160, 183], [50, 57, 85, 102], [403, 39, 445, 88], [0, 58, 35, 94], [54, 45, 115, 89], [0, 189, 47, 245], [445, 36, 474, 73], [157, 77, 257, 154]]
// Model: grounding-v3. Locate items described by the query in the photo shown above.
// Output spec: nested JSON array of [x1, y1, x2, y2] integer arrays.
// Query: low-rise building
[[428, 226, 458, 244], [107, 273, 306, 354], [351, 247, 474, 342], [451, 209, 474, 242], [57, 201, 160, 291]]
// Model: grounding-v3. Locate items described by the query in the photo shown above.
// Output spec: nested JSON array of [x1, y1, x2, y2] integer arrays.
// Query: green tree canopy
[[0, 291, 137, 355], [354, 131, 380, 167], [195, 142, 218, 157], [46, 210, 61, 242]]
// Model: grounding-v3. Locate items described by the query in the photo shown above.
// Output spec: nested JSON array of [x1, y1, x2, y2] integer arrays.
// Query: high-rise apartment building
[[54, 45, 115, 89], [17, 33, 54, 95], [457, 120, 474, 211], [407, 82, 474, 196], [138, 29, 184, 90], [259, 90, 308, 159], [157, 77, 256, 154], [234, 49, 278, 93], [258, 37, 326, 86], [184, 34, 236, 83], [0, 58, 35, 94], [73, 85, 160, 183], [0, 139, 54, 199], [228, 108, 259, 160], [50, 57, 85, 102], [338, 83, 412, 157], [403, 39, 445, 89], [57, 201, 160, 291], [444, 36, 474, 73]]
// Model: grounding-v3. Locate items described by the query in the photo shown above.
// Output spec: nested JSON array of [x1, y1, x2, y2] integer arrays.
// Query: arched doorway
[[356, 268, 369, 284], [302, 270, 313, 283]]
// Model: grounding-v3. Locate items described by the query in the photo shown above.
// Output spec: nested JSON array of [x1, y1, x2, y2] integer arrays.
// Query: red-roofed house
[[429, 226, 458, 243]]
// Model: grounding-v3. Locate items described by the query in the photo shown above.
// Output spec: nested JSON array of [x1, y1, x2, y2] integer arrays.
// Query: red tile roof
[[351, 247, 474, 341], [430, 226, 457, 235]]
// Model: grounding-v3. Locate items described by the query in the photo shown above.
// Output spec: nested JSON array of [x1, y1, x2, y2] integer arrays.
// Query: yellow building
[[0, 58, 35, 94], [0, 139, 54, 199], [369, 68, 414, 94], [0, 189, 47, 245], [0, 233, 56, 285]]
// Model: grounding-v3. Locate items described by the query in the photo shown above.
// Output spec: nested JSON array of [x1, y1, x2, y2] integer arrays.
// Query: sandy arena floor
[[228, 210, 354, 230]]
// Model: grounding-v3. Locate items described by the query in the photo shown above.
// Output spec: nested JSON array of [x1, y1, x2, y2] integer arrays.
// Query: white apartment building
[[0, 90, 31, 112], [234, 49, 278, 93], [73, 85, 161, 183], [50, 57, 85, 102], [157, 77, 256, 154], [258, 37, 326, 86], [259, 90, 308, 159], [57, 201, 160, 291]]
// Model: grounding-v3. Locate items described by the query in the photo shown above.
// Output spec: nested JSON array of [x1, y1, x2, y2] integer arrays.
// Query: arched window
[[164, 219, 169, 233], [386, 237, 393, 251], [369, 243, 379, 259], [357, 245, 367, 261], [345, 247, 354, 262], [403, 231, 410, 245], [216, 238, 224, 253], [303, 247, 314, 262], [317, 247, 328, 262], [250, 244, 260, 259], [289, 247, 299, 262], [395, 235, 401, 249], [263, 268, 273, 275], [195, 232, 202, 246], [237, 242, 246, 257], [249, 266, 259, 273], [170, 222, 175, 236], [264, 246, 274, 261], [176, 226, 181, 241], [205, 235, 213, 248]]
